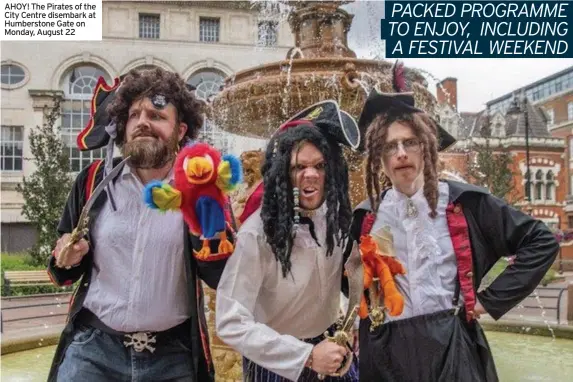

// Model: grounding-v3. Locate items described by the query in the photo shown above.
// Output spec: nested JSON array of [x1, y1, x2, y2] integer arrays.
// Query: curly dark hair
[[365, 111, 440, 218], [107, 67, 205, 146], [261, 125, 353, 278]]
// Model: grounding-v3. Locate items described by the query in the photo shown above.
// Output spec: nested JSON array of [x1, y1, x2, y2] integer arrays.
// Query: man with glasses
[[347, 80, 559, 381]]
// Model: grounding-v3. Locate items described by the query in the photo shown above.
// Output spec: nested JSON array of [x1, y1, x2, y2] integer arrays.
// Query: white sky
[[343, 1, 573, 112]]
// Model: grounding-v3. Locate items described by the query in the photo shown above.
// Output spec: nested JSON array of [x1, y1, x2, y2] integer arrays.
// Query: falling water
[[352, 78, 372, 96], [414, 67, 461, 112], [531, 289, 557, 340], [280, 47, 300, 118], [288, 47, 304, 59], [251, 0, 293, 53]]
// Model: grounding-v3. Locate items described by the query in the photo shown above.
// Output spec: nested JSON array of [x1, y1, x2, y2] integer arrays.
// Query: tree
[[16, 96, 73, 266], [466, 139, 517, 202]]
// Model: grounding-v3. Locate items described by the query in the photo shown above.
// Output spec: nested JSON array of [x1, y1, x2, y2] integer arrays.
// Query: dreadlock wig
[[107, 67, 205, 147], [261, 125, 352, 278], [365, 111, 441, 218]]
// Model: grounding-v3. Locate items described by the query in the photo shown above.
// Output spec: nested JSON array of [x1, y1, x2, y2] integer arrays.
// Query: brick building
[[437, 70, 570, 231]]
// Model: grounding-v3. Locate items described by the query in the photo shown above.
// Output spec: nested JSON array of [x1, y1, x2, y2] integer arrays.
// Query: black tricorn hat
[[76, 75, 125, 151], [77, 74, 199, 151], [279, 100, 360, 150], [357, 89, 456, 152]]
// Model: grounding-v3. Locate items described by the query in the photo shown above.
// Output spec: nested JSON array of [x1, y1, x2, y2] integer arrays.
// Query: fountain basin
[[211, 57, 434, 140], [2, 330, 572, 382]]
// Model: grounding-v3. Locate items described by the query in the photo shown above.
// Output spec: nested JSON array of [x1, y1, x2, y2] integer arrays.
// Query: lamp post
[[506, 93, 531, 209], [523, 94, 531, 206]]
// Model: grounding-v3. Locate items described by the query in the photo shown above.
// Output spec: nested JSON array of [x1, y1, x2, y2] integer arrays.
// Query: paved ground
[[1, 293, 71, 339]]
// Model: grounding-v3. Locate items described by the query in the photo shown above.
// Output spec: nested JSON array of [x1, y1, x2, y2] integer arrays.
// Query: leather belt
[[76, 308, 190, 353]]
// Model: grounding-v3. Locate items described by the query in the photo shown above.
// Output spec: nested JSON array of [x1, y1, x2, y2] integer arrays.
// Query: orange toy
[[358, 234, 406, 319]]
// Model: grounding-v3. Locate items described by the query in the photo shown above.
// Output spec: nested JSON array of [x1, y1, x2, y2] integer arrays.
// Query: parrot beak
[[184, 156, 214, 184]]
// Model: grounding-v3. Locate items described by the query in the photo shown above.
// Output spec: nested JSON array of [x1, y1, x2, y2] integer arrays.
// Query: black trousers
[[358, 309, 499, 382]]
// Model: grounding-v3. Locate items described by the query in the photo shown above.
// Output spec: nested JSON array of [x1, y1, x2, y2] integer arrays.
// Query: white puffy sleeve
[[215, 230, 314, 381]]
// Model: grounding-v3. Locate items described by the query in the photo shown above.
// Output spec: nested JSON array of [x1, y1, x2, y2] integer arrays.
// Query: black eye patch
[[150, 94, 168, 109]]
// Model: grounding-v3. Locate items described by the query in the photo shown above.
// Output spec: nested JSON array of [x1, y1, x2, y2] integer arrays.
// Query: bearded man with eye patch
[[216, 101, 361, 382], [348, 69, 559, 381], [46, 67, 233, 382]]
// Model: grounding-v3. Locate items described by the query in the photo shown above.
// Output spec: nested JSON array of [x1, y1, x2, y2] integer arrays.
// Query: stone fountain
[[206, 1, 440, 380], [211, 0, 438, 205]]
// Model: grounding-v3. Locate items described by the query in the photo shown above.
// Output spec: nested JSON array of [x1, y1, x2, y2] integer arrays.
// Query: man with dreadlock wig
[[348, 62, 559, 381], [216, 100, 361, 382]]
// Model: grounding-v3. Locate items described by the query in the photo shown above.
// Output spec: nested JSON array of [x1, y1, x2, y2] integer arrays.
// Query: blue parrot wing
[[195, 196, 226, 239], [143, 180, 164, 209]]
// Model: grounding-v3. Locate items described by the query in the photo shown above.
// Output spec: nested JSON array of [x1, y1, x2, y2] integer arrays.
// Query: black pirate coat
[[343, 179, 559, 381], [46, 157, 231, 382]]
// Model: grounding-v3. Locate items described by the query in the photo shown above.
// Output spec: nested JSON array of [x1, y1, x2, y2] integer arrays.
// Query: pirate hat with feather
[[357, 61, 456, 152]]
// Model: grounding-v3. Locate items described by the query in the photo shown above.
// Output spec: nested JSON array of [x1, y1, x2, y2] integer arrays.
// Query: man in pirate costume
[[47, 67, 233, 381], [216, 101, 361, 382], [350, 65, 559, 381]]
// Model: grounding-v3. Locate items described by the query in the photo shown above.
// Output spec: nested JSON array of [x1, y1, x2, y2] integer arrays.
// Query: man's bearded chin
[[121, 129, 180, 169]]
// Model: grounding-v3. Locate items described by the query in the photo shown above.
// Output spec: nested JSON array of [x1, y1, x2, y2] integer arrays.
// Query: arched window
[[61, 65, 110, 172], [187, 69, 225, 102], [535, 170, 544, 200], [546, 171, 555, 201], [187, 69, 229, 153]]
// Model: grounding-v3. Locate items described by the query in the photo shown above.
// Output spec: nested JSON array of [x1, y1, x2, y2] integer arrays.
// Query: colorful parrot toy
[[143, 142, 242, 260]]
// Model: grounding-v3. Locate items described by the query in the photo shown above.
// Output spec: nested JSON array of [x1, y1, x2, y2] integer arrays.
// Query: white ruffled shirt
[[371, 181, 459, 322], [215, 204, 343, 381]]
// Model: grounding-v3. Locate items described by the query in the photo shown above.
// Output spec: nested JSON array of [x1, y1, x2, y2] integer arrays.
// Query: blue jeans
[[57, 324, 194, 381]]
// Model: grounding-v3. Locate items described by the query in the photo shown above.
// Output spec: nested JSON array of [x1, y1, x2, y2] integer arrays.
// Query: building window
[[139, 14, 160, 39], [187, 69, 225, 102], [1, 63, 26, 86], [535, 170, 544, 200], [200, 17, 220, 42], [531, 90, 540, 101], [546, 108, 554, 125], [568, 102, 573, 121], [1, 125, 23, 171], [62, 65, 108, 172], [258, 21, 278, 47], [568, 216, 573, 229], [187, 69, 228, 153], [546, 171, 555, 201]]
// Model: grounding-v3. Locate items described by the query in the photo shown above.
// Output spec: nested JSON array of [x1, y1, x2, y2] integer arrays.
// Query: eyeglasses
[[382, 138, 421, 157]]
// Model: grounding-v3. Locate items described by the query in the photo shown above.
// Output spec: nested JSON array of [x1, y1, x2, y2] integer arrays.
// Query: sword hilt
[[317, 330, 354, 380], [54, 221, 89, 269]]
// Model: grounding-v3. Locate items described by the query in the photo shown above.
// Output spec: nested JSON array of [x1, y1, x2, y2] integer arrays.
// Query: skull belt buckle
[[123, 331, 157, 353]]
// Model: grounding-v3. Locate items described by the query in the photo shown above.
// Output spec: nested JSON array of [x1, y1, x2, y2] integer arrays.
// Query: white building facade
[[1, 0, 292, 251]]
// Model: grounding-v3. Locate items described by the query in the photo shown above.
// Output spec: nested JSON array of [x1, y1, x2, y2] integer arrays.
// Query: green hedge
[[1, 252, 73, 296]]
